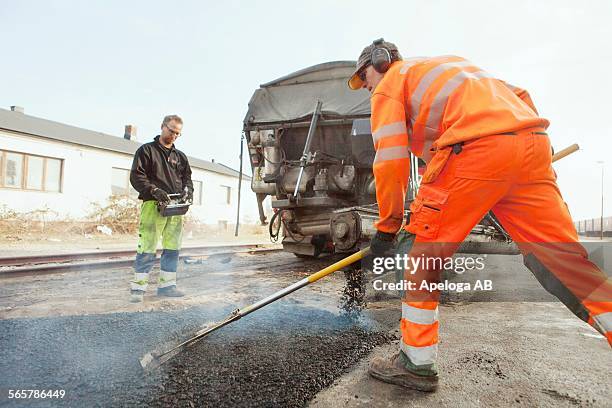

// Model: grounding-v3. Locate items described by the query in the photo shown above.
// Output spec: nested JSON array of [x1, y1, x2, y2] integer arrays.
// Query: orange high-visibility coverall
[[370, 56, 611, 369]]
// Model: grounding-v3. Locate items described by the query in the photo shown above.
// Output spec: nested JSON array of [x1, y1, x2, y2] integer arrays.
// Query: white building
[[0, 106, 263, 227]]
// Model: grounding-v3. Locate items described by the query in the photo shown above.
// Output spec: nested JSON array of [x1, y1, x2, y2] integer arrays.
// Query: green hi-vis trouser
[[130, 200, 184, 292]]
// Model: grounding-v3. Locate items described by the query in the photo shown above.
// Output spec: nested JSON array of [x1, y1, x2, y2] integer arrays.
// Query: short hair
[[162, 115, 183, 126]]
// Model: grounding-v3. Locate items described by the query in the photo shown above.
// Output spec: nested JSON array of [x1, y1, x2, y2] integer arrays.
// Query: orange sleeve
[[370, 93, 411, 234], [503, 81, 539, 115]]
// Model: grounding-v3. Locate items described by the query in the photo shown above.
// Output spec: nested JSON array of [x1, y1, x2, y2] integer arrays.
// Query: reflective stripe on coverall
[[370, 58, 612, 369], [130, 200, 184, 291]]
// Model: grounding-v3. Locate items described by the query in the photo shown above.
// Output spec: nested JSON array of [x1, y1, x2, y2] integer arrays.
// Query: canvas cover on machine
[[243, 61, 371, 128]]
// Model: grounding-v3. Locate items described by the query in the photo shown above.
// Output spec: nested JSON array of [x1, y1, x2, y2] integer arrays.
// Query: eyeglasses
[[358, 67, 368, 82], [164, 123, 181, 137]]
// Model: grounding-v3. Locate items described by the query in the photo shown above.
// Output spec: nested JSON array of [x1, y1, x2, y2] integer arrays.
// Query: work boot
[[157, 286, 185, 297], [368, 352, 439, 392], [130, 290, 144, 303]]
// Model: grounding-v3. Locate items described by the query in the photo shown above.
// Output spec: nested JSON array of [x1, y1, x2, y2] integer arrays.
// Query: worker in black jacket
[[128, 114, 193, 303]]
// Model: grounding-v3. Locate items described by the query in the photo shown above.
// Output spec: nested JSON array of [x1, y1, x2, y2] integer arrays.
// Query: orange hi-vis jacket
[[371, 56, 550, 233]]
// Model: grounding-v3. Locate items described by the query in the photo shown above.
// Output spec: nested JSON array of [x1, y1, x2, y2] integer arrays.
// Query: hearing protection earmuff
[[371, 38, 392, 73]]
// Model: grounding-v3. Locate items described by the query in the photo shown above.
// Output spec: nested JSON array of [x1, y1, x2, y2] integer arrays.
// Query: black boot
[[156, 286, 185, 297]]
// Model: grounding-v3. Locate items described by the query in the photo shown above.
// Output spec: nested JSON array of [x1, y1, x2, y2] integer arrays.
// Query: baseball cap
[[348, 39, 401, 90]]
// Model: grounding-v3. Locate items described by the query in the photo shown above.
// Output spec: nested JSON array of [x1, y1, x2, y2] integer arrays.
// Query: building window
[[4, 152, 23, 188], [26, 156, 44, 190], [111, 167, 138, 197], [192, 180, 202, 205], [220, 185, 231, 205], [0, 150, 62, 192], [45, 159, 62, 192]]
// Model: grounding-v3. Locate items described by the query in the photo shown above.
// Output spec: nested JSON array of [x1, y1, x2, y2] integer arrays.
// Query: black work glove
[[151, 187, 170, 203], [370, 230, 396, 257], [180, 186, 193, 203]]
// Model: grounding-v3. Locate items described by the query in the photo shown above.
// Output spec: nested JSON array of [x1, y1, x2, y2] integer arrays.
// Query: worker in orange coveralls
[[348, 38, 611, 392]]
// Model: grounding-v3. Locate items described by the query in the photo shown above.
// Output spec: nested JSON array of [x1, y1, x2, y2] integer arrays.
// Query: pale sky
[[1, 0, 610, 220]]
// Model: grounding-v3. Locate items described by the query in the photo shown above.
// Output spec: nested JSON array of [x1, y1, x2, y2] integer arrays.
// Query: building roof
[[0, 108, 250, 180]]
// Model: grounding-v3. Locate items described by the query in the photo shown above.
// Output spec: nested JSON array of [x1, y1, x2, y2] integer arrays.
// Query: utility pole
[[596, 161, 604, 240], [235, 133, 244, 237]]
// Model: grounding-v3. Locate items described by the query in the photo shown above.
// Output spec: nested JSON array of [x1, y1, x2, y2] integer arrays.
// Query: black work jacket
[[130, 136, 193, 201]]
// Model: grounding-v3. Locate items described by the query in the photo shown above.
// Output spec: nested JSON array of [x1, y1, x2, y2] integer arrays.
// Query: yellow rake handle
[[307, 247, 371, 283]]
